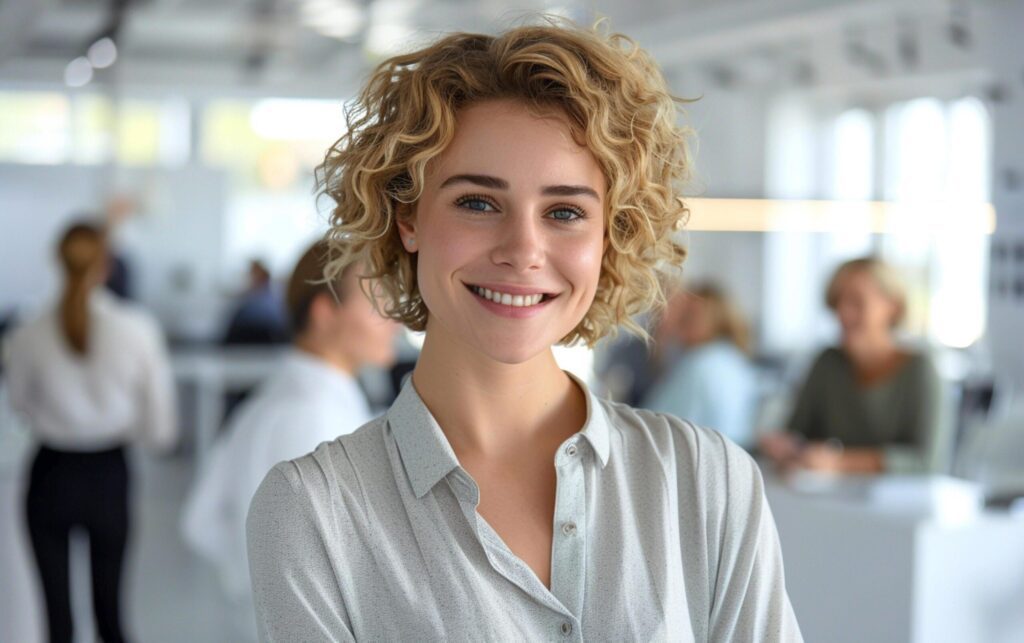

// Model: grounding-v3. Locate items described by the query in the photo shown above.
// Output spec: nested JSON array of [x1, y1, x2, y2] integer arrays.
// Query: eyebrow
[[439, 173, 601, 202]]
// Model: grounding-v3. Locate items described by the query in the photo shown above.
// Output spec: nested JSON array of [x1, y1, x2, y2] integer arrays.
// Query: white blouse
[[182, 350, 373, 600], [246, 372, 802, 642], [3, 290, 177, 452]]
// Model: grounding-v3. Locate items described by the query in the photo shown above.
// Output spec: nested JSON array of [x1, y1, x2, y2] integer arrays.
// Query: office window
[[0, 92, 71, 164], [201, 99, 345, 278], [765, 95, 992, 351]]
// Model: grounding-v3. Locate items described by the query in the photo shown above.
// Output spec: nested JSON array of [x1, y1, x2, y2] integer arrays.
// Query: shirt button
[[560, 621, 573, 636], [561, 521, 577, 536], [564, 443, 578, 457]]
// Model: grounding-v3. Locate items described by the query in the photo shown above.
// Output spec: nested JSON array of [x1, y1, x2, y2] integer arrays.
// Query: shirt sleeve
[[709, 440, 804, 642], [135, 316, 178, 452], [247, 465, 355, 643], [181, 432, 250, 598], [883, 354, 950, 474]]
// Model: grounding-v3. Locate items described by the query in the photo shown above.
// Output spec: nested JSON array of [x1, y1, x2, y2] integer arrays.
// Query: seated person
[[222, 259, 289, 344], [642, 282, 759, 449], [761, 257, 950, 475], [182, 241, 398, 602]]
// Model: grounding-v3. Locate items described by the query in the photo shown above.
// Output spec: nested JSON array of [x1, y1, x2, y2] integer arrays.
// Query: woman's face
[[399, 99, 606, 365], [833, 269, 898, 344], [677, 295, 715, 347], [331, 271, 400, 369]]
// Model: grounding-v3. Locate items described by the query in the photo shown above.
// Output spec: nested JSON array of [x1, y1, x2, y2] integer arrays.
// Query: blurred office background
[[1, 0, 1023, 642]]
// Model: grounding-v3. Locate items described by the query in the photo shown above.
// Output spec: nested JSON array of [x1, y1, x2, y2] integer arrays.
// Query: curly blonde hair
[[318, 20, 692, 346]]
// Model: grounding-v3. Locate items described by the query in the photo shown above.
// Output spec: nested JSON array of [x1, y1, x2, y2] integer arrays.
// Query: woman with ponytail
[[4, 220, 178, 643]]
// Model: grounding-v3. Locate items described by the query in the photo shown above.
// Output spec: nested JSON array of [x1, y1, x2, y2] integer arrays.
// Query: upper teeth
[[471, 286, 544, 307]]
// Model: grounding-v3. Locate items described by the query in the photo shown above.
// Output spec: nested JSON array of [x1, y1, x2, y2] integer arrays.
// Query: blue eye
[[547, 207, 585, 223], [455, 195, 497, 212]]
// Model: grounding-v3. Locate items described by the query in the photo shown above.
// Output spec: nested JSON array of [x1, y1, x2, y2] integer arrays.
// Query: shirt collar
[[388, 370, 611, 499]]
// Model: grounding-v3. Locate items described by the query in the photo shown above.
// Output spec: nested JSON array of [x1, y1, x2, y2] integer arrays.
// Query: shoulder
[[797, 346, 846, 381], [2, 313, 53, 364], [248, 414, 391, 530], [4, 315, 43, 348], [599, 397, 757, 492], [900, 348, 941, 385], [700, 342, 756, 378], [814, 346, 846, 368], [904, 348, 937, 372], [101, 295, 164, 343]]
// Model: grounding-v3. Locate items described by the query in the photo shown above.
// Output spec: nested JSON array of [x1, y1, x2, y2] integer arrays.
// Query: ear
[[306, 292, 339, 330], [395, 205, 418, 253]]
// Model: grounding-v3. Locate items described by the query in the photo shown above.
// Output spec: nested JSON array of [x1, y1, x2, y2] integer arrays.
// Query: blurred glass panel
[[70, 94, 115, 164], [201, 98, 341, 189], [0, 91, 71, 164], [764, 94, 992, 352], [832, 109, 873, 200], [931, 97, 991, 348], [201, 98, 343, 278], [115, 99, 162, 166]]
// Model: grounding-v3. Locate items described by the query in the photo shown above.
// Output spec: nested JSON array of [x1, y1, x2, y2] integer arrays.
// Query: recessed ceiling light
[[65, 57, 93, 87], [87, 37, 118, 69]]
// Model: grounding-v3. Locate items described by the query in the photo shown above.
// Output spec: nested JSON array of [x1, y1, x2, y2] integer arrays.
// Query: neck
[[411, 327, 584, 459], [293, 336, 355, 376], [843, 332, 896, 368]]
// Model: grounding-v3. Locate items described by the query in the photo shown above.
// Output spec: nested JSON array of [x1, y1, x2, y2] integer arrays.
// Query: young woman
[[761, 257, 949, 475], [247, 23, 802, 642], [6, 222, 177, 642], [182, 241, 398, 605]]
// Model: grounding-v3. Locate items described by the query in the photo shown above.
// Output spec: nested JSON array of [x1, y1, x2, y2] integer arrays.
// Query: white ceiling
[[0, 0, 994, 99]]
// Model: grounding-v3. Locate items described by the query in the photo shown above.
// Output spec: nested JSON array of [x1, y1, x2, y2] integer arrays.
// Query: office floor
[[0, 433, 256, 643]]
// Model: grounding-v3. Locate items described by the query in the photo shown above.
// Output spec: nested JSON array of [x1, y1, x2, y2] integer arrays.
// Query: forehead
[[426, 99, 606, 193], [837, 269, 886, 296]]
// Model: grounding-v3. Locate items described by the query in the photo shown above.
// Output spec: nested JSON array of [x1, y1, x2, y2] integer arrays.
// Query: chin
[[472, 332, 557, 365], [481, 343, 548, 365]]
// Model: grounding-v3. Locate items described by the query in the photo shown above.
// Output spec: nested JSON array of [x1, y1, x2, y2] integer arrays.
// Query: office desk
[[171, 347, 286, 468], [765, 474, 1024, 643]]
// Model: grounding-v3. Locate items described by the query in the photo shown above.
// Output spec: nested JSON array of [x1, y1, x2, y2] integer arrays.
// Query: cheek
[[417, 222, 481, 289], [561, 234, 605, 293]]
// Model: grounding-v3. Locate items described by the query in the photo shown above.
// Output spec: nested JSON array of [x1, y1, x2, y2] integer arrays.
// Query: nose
[[490, 209, 545, 273]]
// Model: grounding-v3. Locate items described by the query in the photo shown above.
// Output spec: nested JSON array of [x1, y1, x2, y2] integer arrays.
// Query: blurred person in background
[[3, 221, 178, 643], [642, 282, 759, 449], [761, 257, 950, 475], [102, 195, 139, 300], [222, 258, 289, 345], [182, 240, 398, 609]]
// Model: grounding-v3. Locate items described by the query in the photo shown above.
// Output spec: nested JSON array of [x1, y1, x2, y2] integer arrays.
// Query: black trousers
[[25, 445, 130, 643]]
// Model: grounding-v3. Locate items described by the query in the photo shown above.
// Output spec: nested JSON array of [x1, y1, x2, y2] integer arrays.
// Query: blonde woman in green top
[[761, 257, 950, 475]]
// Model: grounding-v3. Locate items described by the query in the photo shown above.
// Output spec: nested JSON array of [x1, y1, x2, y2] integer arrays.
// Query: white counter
[[766, 473, 1024, 643]]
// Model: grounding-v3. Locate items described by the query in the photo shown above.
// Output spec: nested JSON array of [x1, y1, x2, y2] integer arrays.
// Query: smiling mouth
[[465, 284, 556, 308]]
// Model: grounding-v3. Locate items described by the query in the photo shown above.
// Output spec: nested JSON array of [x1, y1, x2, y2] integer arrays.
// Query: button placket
[[550, 437, 587, 621]]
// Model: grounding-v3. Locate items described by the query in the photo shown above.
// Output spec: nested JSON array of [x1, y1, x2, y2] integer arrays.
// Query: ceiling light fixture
[[64, 56, 94, 87], [87, 36, 118, 68]]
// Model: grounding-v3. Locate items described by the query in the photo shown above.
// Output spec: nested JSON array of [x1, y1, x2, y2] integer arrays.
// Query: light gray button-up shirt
[[246, 374, 802, 642]]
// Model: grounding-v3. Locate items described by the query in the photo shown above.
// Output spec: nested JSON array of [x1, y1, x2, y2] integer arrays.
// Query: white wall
[[0, 163, 228, 340]]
